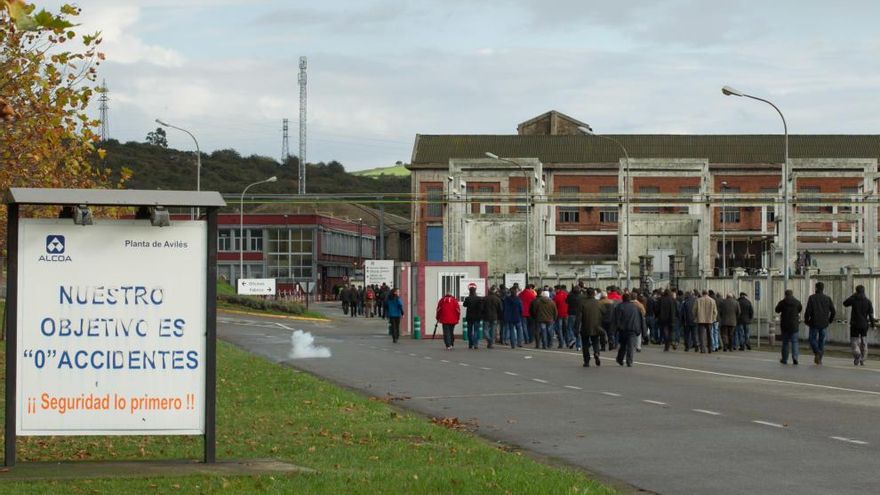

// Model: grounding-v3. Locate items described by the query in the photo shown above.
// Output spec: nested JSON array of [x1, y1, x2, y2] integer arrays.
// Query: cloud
[[76, 4, 186, 67]]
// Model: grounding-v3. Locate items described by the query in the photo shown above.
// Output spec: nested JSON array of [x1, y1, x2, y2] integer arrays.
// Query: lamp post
[[721, 85, 789, 290], [239, 176, 277, 286], [485, 152, 531, 276], [578, 126, 632, 289], [721, 181, 728, 276], [156, 119, 201, 220]]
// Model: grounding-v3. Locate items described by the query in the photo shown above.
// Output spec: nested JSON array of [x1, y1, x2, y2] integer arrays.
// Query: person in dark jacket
[[843, 285, 875, 366], [735, 293, 754, 351], [566, 286, 583, 350], [532, 291, 558, 350], [463, 287, 484, 350], [613, 293, 645, 367], [718, 293, 741, 352], [804, 282, 836, 365], [502, 287, 525, 348], [657, 290, 678, 351], [483, 288, 503, 349], [574, 288, 604, 367], [775, 289, 803, 365], [681, 291, 698, 352], [385, 288, 405, 343]]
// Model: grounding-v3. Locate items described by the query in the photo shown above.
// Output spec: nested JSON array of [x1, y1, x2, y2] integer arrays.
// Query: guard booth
[[3, 188, 226, 467]]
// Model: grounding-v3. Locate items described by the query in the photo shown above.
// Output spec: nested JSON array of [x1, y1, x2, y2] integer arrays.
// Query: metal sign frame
[[3, 188, 226, 467]]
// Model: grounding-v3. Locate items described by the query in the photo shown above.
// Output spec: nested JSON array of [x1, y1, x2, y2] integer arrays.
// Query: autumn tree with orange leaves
[[1, 1, 127, 254]]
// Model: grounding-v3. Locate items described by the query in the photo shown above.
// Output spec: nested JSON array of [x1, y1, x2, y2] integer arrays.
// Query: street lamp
[[485, 152, 532, 276], [156, 119, 201, 220], [578, 125, 632, 289], [722, 85, 789, 290], [239, 176, 277, 286], [721, 181, 728, 276]]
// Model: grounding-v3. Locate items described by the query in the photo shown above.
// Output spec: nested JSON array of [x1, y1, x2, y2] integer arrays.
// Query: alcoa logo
[[40, 235, 72, 262]]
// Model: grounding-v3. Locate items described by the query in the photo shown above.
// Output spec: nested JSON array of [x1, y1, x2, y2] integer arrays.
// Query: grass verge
[[216, 281, 326, 320], [0, 340, 617, 494]]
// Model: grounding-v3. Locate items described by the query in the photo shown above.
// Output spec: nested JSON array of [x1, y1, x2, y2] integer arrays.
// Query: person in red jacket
[[436, 293, 461, 350], [519, 284, 537, 345], [553, 285, 570, 348]]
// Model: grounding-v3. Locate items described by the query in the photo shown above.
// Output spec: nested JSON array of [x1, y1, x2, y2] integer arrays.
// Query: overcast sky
[[56, 0, 880, 170]]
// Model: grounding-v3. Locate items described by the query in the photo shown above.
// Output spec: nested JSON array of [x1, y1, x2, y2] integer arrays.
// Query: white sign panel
[[16, 219, 206, 436], [504, 273, 527, 289], [364, 260, 394, 287], [237, 278, 276, 296], [589, 264, 616, 278], [458, 278, 486, 299]]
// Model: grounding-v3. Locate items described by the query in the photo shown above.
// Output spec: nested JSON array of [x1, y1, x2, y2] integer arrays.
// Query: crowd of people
[[433, 281, 876, 368], [337, 283, 405, 343]]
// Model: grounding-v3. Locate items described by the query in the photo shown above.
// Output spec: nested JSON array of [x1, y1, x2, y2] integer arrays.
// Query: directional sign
[[237, 278, 276, 296]]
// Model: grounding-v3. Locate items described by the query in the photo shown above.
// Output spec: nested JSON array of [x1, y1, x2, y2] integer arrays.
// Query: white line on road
[[643, 400, 668, 406], [532, 378, 549, 384], [459, 362, 470, 367], [564, 385, 582, 390], [275, 322, 293, 330], [753, 420, 785, 428], [409, 353, 417, 356], [424, 356, 432, 360], [440, 359, 450, 363], [479, 367, 492, 370], [411, 390, 567, 400], [504, 371, 519, 376], [601, 392, 622, 397], [693, 409, 722, 416], [830, 436, 868, 445]]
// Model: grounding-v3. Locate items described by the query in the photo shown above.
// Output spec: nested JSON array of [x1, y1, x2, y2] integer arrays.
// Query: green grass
[[216, 280, 236, 296], [352, 164, 410, 177], [0, 342, 616, 494]]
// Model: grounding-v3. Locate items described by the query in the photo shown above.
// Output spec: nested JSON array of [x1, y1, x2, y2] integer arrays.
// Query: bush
[[218, 294, 306, 315]]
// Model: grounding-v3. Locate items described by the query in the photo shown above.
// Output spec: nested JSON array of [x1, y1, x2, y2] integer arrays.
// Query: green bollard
[[413, 316, 421, 340]]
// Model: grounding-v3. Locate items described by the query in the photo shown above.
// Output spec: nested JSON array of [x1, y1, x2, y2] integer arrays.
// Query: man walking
[[436, 291, 461, 350], [613, 293, 645, 367], [532, 291, 558, 350], [483, 287, 503, 349], [519, 284, 537, 345], [843, 285, 875, 366], [718, 293, 741, 352], [694, 290, 717, 354], [681, 290, 698, 352], [657, 289, 678, 351], [463, 286, 484, 350], [385, 288, 404, 343], [574, 288, 603, 367], [736, 292, 754, 350], [503, 287, 525, 348], [553, 285, 570, 348], [804, 282, 835, 365], [775, 289, 803, 365]]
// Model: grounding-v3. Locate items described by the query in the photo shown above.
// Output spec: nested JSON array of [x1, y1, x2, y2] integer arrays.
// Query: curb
[[218, 308, 331, 323]]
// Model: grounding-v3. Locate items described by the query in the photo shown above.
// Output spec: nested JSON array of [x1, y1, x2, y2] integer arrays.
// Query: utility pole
[[98, 79, 109, 142], [298, 56, 308, 194], [281, 118, 289, 165]]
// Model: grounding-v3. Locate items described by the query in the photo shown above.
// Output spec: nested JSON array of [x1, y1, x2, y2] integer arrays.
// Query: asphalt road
[[219, 304, 880, 495]]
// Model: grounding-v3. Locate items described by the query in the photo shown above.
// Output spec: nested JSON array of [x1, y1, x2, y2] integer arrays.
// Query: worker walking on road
[[532, 291, 558, 350], [804, 282, 835, 365], [463, 287, 485, 350], [694, 290, 718, 354], [775, 289, 803, 365], [613, 293, 645, 367], [574, 287, 603, 367], [718, 293, 740, 352], [843, 285, 875, 366], [435, 292, 461, 350], [385, 288, 405, 344]]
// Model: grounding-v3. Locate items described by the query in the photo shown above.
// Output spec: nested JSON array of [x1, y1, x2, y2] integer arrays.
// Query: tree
[[145, 127, 168, 148], [1, 1, 126, 254]]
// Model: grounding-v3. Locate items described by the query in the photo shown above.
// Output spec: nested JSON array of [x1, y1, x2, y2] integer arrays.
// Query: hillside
[[353, 164, 410, 177], [97, 140, 411, 216]]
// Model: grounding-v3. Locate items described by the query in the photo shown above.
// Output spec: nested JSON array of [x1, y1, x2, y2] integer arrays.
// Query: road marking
[[564, 385, 582, 390], [601, 392, 622, 397], [753, 420, 785, 428], [424, 356, 432, 360], [411, 390, 566, 400], [643, 400, 668, 406], [830, 436, 868, 445], [532, 378, 549, 384], [504, 371, 519, 376], [479, 367, 492, 370], [440, 359, 450, 363], [459, 362, 470, 367], [408, 353, 417, 356], [693, 409, 722, 416], [275, 322, 293, 330]]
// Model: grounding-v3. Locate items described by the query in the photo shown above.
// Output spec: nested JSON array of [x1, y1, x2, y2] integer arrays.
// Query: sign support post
[[5, 203, 19, 467]]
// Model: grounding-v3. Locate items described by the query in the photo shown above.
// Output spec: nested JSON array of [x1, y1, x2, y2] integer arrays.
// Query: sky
[[49, 0, 880, 170]]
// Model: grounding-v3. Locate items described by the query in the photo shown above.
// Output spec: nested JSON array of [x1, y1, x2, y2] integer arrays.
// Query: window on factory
[[840, 186, 859, 214], [218, 228, 263, 252], [599, 186, 619, 223], [479, 185, 499, 214], [426, 186, 443, 218], [638, 186, 660, 213], [719, 186, 741, 224], [799, 186, 821, 214], [267, 228, 314, 280], [557, 186, 579, 223]]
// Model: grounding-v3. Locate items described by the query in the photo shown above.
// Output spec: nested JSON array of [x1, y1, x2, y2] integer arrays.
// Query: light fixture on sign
[[150, 206, 171, 227], [73, 205, 93, 226]]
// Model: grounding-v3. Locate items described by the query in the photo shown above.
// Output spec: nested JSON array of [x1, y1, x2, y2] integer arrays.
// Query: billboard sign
[[504, 273, 527, 290], [458, 278, 486, 300], [16, 219, 207, 436]]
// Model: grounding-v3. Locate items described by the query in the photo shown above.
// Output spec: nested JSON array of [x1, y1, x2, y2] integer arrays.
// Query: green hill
[[353, 164, 410, 177]]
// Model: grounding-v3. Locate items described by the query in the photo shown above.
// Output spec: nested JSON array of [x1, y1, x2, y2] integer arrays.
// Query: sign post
[[3, 188, 226, 467]]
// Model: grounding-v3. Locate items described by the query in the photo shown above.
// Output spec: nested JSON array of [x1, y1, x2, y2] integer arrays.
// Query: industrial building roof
[[409, 134, 880, 167]]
